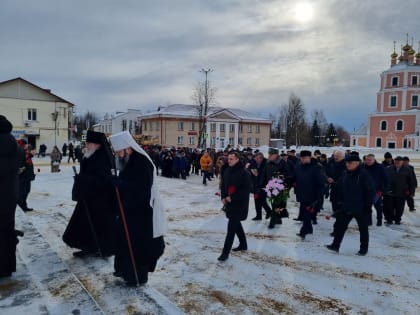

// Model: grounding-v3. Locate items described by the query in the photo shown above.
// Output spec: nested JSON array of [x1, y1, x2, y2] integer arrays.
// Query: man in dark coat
[[109, 131, 166, 286], [295, 151, 325, 239], [17, 139, 35, 212], [326, 155, 375, 255], [63, 130, 116, 258], [250, 152, 272, 220], [363, 154, 389, 226], [0, 115, 22, 278], [402, 156, 417, 212], [218, 151, 252, 261], [383, 156, 414, 224]]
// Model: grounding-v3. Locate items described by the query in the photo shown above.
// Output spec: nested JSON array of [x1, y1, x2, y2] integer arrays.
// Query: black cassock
[[63, 147, 116, 256]]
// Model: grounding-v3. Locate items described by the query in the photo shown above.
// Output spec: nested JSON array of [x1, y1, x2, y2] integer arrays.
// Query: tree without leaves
[[310, 120, 321, 145], [325, 123, 338, 145], [72, 111, 100, 140], [284, 93, 306, 146]]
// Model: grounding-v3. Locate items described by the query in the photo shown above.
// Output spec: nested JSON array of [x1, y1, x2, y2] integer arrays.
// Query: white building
[[0, 77, 74, 151], [93, 109, 142, 135]]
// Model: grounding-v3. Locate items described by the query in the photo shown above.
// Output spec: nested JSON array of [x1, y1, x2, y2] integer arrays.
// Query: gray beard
[[116, 155, 130, 171], [83, 147, 97, 159]]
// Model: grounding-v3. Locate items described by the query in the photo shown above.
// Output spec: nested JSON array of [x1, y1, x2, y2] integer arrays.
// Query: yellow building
[[139, 104, 271, 150], [0, 77, 74, 151]]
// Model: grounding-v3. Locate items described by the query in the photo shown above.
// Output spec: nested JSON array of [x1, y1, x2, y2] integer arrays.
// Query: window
[[129, 120, 133, 133], [211, 123, 216, 132], [143, 122, 148, 131], [189, 136, 195, 145], [247, 125, 252, 133], [155, 121, 160, 131], [256, 125, 260, 133], [376, 138, 382, 147], [122, 119, 127, 131], [246, 137, 252, 145], [27, 109, 37, 121], [255, 138, 260, 146], [220, 124, 225, 132], [239, 124, 243, 133], [229, 137, 234, 145], [392, 77, 398, 86], [177, 136, 184, 145], [412, 95, 418, 107], [412, 76, 418, 86], [229, 124, 235, 132], [210, 137, 216, 146], [396, 120, 403, 131], [389, 95, 397, 107], [238, 137, 242, 145], [189, 122, 195, 131], [177, 121, 184, 130], [380, 121, 387, 131]]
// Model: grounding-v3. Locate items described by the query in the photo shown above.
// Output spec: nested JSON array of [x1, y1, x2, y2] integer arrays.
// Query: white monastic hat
[[109, 131, 139, 152]]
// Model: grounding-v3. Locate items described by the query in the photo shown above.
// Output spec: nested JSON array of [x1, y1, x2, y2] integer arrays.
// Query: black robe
[[63, 147, 116, 256], [114, 151, 165, 282], [0, 133, 21, 277]]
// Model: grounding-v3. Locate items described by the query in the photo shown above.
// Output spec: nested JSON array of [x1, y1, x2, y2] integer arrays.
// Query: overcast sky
[[1, 0, 419, 131]]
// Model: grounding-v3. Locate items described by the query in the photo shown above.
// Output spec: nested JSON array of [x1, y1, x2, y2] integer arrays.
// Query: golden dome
[[409, 48, 416, 55], [403, 43, 412, 51], [391, 52, 398, 58], [416, 52, 420, 58]]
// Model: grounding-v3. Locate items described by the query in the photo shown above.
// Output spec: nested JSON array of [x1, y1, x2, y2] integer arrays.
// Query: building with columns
[[139, 104, 271, 149], [351, 39, 420, 150]]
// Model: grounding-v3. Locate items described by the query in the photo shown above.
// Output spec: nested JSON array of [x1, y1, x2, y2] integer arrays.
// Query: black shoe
[[232, 245, 247, 252], [395, 221, 401, 225], [72, 250, 90, 258], [312, 219, 317, 225], [252, 216, 262, 221], [329, 232, 335, 237], [23, 208, 33, 212], [0, 272, 12, 278], [217, 253, 229, 261], [376, 220, 382, 227], [265, 212, 271, 219], [293, 218, 303, 221], [113, 271, 124, 278], [296, 233, 305, 240], [357, 249, 368, 256], [325, 244, 339, 253], [268, 224, 275, 229], [409, 208, 416, 212]]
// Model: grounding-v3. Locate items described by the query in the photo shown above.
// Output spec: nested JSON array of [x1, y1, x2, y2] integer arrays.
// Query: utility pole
[[198, 68, 212, 149]]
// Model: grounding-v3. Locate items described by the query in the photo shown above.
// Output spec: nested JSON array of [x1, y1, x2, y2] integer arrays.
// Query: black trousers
[[332, 212, 369, 251], [383, 195, 406, 223], [18, 180, 31, 210], [406, 195, 415, 210], [222, 219, 247, 255], [299, 204, 314, 235], [254, 193, 271, 217]]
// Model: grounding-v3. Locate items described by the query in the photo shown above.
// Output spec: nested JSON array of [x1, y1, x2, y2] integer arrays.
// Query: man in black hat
[[0, 115, 23, 278], [63, 130, 116, 257], [382, 152, 394, 168], [382, 156, 415, 224], [295, 150, 324, 239], [326, 154, 375, 255]]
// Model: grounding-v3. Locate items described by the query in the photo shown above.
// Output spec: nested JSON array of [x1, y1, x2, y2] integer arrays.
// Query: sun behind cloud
[[293, 2, 314, 23]]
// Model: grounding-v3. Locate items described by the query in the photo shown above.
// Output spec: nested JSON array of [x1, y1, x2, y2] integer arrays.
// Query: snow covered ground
[[1, 151, 420, 314]]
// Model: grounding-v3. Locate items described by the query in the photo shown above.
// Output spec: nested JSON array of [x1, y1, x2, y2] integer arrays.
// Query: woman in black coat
[[218, 151, 252, 261], [0, 115, 22, 278]]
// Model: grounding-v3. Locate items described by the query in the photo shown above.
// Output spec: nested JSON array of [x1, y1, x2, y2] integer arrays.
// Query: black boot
[[325, 244, 339, 253], [232, 245, 247, 252], [217, 253, 229, 261], [252, 216, 262, 221]]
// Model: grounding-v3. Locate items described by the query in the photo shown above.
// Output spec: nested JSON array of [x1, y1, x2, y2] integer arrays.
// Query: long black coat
[[114, 151, 165, 278], [63, 147, 116, 255], [221, 161, 252, 221], [294, 159, 325, 206], [0, 133, 21, 276], [385, 166, 415, 198]]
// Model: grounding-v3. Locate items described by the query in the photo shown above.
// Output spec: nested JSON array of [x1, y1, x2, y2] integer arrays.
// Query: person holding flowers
[[218, 151, 252, 262], [264, 177, 289, 228], [294, 150, 325, 240]]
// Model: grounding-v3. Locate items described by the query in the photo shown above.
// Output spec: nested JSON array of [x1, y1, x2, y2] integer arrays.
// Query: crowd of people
[[1, 111, 418, 285]]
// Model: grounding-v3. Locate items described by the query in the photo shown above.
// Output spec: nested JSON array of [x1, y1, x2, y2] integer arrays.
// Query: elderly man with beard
[[63, 130, 116, 258], [109, 131, 166, 286], [0, 115, 23, 278], [218, 151, 252, 262]]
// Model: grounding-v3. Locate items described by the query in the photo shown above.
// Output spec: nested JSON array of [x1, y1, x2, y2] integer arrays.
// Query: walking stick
[[112, 169, 140, 286], [72, 166, 104, 258]]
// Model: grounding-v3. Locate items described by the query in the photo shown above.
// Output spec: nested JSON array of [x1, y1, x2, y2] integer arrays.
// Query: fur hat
[[384, 152, 392, 159], [394, 156, 403, 161], [268, 147, 279, 155], [0, 115, 13, 134], [299, 150, 312, 157], [346, 154, 361, 162]]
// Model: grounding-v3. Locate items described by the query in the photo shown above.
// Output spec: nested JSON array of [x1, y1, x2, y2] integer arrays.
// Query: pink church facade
[[351, 40, 420, 150]]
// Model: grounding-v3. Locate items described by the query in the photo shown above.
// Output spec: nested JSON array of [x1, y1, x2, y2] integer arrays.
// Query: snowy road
[[1, 157, 420, 314]]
